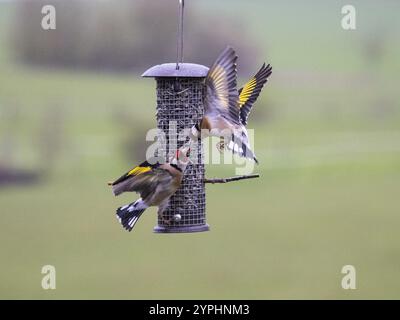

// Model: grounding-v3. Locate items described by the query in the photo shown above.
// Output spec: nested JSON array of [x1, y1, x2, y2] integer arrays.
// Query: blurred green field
[[0, 0, 400, 299]]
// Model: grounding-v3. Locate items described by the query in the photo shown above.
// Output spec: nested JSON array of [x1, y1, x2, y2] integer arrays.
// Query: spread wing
[[110, 161, 172, 197], [238, 63, 272, 125], [205, 47, 240, 125]]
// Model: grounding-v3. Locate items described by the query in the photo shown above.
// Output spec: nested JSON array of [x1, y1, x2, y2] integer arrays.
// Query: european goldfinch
[[108, 147, 190, 232], [189, 47, 272, 164]]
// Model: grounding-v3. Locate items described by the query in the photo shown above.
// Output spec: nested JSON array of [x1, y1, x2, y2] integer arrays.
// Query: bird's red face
[[176, 147, 191, 165]]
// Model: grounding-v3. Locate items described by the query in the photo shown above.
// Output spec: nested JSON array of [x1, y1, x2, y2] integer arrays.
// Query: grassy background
[[0, 0, 400, 299]]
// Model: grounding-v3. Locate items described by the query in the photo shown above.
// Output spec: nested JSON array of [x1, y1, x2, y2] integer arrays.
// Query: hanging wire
[[176, 0, 185, 70]]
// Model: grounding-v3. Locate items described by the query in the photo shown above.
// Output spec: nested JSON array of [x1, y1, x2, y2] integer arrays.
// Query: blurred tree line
[[12, 0, 259, 74]]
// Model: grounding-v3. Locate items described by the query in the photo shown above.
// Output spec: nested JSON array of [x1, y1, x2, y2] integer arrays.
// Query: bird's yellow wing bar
[[109, 161, 155, 186], [205, 46, 240, 125], [238, 77, 258, 108], [238, 63, 272, 125], [128, 165, 152, 176]]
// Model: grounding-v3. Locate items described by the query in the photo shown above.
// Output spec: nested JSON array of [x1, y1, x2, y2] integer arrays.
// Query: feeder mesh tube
[[155, 78, 207, 231]]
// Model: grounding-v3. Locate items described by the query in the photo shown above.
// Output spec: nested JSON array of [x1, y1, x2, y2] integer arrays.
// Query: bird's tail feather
[[116, 199, 148, 232]]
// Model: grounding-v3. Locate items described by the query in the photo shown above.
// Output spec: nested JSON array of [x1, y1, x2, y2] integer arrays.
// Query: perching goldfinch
[[189, 46, 272, 164], [108, 147, 191, 232]]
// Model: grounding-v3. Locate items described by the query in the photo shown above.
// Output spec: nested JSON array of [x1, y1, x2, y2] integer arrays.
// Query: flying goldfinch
[[108, 147, 190, 232], [189, 47, 272, 164]]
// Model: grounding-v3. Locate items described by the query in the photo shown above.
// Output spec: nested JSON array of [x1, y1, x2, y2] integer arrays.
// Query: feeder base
[[153, 224, 210, 234]]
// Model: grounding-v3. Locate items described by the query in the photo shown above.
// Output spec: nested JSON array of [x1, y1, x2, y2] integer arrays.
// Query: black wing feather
[[111, 160, 159, 186], [205, 47, 240, 125], [238, 63, 272, 125]]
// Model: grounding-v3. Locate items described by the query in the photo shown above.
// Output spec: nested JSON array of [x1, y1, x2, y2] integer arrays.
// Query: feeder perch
[[142, 63, 209, 233]]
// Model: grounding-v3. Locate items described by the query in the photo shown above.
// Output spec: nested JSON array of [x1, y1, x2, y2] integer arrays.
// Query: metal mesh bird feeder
[[142, 0, 209, 233]]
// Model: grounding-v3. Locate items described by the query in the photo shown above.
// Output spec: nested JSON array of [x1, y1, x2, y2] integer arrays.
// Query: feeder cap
[[142, 63, 209, 78]]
